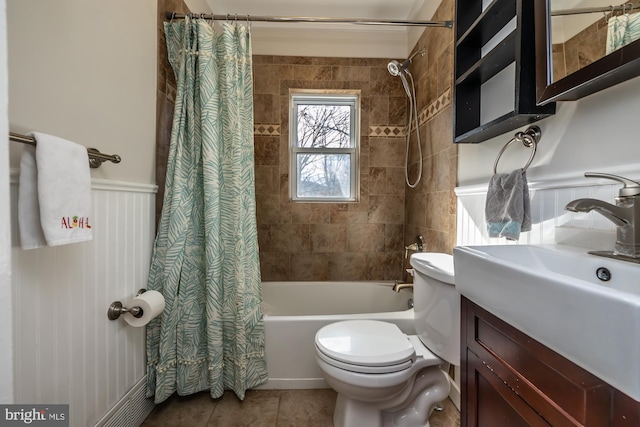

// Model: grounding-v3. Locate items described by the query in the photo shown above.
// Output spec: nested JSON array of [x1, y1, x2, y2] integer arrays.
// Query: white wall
[[179, 0, 442, 58], [456, 75, 640, 248], [250, 26, 409, 59], [5, 0, 158, 424], [0, 0, 13, 405], [7, 0, 157, 185], [193, 0, 414, 58], [459, 75, 640, 187]]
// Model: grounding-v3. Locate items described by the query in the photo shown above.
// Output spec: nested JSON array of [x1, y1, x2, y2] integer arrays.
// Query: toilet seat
[[315, 320, 439, 375], [315, 345, 414, 374]]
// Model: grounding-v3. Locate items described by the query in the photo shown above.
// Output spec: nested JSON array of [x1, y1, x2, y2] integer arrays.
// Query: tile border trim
[[255, 87, 451, 140], [368, 125, 407, 138], [419, 87, 452, 127], [368, 87, 452, 138], [254, 124, 281, 136]]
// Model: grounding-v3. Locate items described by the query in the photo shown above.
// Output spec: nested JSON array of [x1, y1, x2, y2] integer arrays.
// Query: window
[[290, 92, 359, 202]]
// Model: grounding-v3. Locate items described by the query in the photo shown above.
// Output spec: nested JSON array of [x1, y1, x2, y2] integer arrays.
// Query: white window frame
[[289, 90, 360, 202]]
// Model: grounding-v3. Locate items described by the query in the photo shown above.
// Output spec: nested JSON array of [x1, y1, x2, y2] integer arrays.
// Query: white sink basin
[[454, 244, 640, 401]]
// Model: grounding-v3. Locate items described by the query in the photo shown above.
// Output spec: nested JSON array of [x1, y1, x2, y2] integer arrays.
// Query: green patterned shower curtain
[[146, 17, 267, 404], [606, 13, 640, 54]]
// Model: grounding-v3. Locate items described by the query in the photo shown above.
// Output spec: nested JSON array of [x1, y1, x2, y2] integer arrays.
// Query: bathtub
[[256, 281, 415, 390]]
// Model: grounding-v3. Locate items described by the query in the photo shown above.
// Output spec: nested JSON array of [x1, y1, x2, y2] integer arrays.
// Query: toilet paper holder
[[107, 289, 147, 320]]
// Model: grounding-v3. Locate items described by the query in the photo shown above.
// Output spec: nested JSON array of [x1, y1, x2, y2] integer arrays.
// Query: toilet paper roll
[[123, 290, 165, 327]]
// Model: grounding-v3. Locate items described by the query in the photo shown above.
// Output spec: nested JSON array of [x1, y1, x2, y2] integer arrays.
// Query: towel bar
[[493, 126, 541, 174], [9, 132, 122, 168]]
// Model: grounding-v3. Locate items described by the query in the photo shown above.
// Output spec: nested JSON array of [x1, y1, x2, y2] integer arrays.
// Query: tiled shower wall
[[403, 0, 458, 267], [156, 7, 408, 281], [155, 0, 458, 281], [253, 56, 408, 281]]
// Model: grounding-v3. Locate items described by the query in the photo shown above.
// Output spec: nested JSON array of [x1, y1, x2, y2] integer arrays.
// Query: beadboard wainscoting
[[9, 173, 157, 427], [455, 173, 626, 248]]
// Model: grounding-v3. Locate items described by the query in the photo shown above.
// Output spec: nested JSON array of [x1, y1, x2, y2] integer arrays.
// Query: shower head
[[387, 59, 404, 76], [387, 59, 410, 76], [387, 50, 425, 76]]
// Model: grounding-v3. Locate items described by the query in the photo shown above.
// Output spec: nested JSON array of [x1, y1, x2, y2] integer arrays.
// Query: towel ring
[[493, 126, 541, 174]]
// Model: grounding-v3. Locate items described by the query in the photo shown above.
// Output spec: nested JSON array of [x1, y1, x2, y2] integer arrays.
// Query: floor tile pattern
[[141, 389, 460, 427]]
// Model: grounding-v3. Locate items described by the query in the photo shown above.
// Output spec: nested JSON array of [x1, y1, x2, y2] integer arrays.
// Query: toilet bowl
[[314, 253, 457, 427]]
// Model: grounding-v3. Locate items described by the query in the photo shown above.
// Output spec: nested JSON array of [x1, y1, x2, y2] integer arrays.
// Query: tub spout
[[392, 281, 413, 292]]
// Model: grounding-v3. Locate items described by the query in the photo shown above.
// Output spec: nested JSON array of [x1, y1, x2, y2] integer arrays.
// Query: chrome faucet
[[565, 172, 640, 261]]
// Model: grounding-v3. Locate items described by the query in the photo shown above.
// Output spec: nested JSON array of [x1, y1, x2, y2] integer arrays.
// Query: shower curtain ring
[[604, 5, 614, 21]]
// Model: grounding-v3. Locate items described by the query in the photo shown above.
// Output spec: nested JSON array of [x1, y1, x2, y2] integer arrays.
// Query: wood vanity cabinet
[[461, 297, 640, 426]]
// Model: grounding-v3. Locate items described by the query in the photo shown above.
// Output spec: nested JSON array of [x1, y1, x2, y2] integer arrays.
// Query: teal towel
[[485, 169, 531, 240]]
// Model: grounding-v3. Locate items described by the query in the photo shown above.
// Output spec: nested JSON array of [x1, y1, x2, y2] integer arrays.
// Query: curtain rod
[[166, 12, 453, 28], [552, 3, 639, 16], [9, 132, 121, 169]]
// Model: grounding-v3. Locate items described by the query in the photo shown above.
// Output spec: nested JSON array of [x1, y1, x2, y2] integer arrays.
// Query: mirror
[[535, 0, 640, 104]]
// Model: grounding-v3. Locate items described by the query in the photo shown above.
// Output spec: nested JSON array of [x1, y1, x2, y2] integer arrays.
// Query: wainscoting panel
[[456, 179, 619, 247], [10, 176, 157, 427]]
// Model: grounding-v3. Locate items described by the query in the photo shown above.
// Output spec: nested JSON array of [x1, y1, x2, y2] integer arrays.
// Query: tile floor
[[141, 389, 460, 427]]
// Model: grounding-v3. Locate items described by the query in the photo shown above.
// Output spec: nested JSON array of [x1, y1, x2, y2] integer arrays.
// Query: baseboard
[[449, 378, 461, 411], [94, 376, 155, 427]]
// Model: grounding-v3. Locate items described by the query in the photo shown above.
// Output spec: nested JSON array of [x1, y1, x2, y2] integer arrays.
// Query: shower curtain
[[146, 16, 267, 403], [606, 13, 640, 54]]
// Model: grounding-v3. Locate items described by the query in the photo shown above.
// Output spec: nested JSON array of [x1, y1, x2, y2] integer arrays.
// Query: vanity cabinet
[[453, 0, 555, 143], [461, 297, 640, 426]]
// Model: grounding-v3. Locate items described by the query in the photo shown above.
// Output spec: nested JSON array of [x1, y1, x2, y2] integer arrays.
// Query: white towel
[[18, 132, 93, 249]]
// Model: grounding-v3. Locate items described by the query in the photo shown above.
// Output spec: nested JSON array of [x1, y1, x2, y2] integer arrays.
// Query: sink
[[454, 244, 640, 401]]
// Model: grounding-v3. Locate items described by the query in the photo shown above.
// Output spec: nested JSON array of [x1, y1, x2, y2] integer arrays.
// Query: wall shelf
[[454, 0, 555, 143]]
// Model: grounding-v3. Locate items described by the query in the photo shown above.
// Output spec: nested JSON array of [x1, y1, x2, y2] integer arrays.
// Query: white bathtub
[[256, 281, 415, 390]]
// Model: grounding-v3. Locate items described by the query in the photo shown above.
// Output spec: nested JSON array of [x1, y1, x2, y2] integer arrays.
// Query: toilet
[[314, 253, 458, 427]]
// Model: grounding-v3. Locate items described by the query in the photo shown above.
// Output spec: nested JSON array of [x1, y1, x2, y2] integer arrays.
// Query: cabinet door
[[465, 349, 552, 427], [460, 298, 640, 427]]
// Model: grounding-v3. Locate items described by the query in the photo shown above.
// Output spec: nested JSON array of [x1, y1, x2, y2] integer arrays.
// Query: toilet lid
[[410, 253, 455, 284], [315, 320, 415, 367]]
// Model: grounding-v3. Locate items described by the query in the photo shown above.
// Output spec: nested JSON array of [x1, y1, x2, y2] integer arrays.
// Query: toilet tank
[[410, 253, 459, 366]]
